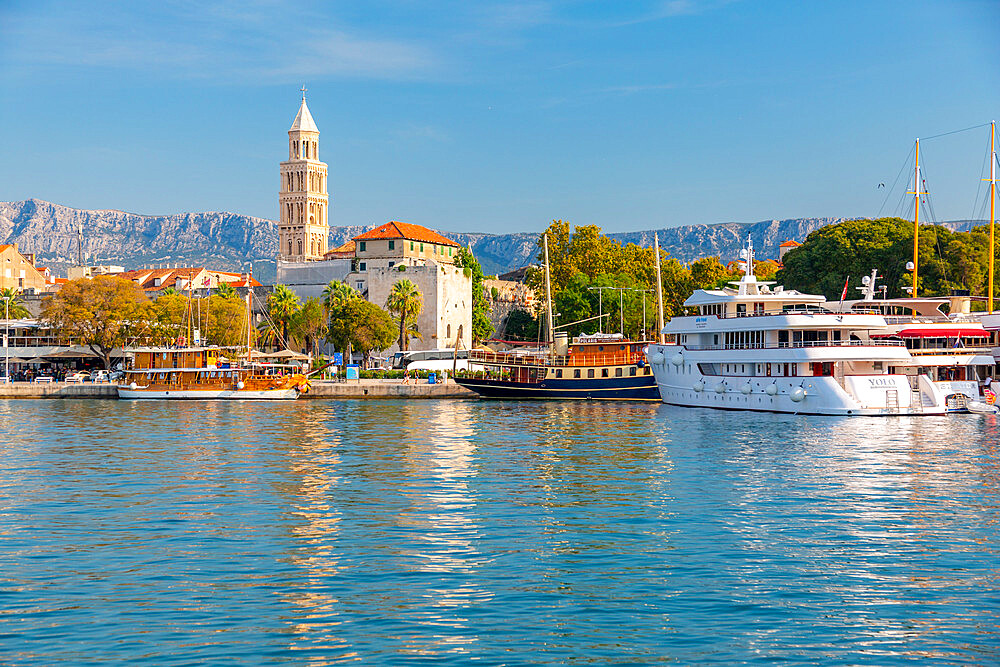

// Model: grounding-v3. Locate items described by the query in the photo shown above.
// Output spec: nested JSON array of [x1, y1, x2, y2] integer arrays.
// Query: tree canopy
[[777, 217, 1000, 303], [40, 276, 150, 369], [454, 246, 494, 345], [0, 287, 31, 319], [326, 299, 396, 357], [385, 279, 423, 351]]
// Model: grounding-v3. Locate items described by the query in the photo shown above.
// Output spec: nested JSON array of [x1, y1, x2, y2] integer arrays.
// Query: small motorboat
[[967, 400, 1000, 414]]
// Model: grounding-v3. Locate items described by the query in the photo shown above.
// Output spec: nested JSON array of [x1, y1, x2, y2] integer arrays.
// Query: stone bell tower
[[279, 87, 329, 261]]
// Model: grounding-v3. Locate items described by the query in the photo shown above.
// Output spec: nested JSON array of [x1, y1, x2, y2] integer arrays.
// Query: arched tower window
[[297, 239, 302, 255], [447, 324, 451, 339], [288, 240, 293, 256]]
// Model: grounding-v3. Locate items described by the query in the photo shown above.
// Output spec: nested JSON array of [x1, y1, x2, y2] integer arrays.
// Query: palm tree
[[266, 284, 300, 347], [215, 282, 237, 299], [321, 280, 358, 313], [0, 288, 30, 319], [385, 279, 423, 351]]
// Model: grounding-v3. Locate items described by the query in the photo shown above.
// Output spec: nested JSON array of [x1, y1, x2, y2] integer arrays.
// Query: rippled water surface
[[1, 399, 999, 664]]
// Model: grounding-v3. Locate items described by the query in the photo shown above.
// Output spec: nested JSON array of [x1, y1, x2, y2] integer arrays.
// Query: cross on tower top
[[300, 85, 307, 100]]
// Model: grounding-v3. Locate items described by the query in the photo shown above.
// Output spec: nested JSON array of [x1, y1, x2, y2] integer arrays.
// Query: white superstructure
[[646, 239, 947, 416], [833, 272, 997, 411]]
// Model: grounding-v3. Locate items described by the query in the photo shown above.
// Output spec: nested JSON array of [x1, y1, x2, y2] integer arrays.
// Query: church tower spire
[[279, 87, 329, 262]]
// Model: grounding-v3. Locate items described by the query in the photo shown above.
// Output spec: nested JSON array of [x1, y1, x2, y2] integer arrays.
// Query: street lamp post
[[3, 296, 9, 384]]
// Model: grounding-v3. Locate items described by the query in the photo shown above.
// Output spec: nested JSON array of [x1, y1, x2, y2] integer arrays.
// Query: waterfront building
[[346, 221, 472, 352], [0, 243, 48, 293]]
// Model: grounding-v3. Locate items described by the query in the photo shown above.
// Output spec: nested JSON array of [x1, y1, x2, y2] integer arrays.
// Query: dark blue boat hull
[[454, 375, 660, 401]]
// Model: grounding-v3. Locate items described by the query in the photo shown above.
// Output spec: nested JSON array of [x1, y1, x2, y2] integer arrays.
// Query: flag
[[840, 276, 850, 303]]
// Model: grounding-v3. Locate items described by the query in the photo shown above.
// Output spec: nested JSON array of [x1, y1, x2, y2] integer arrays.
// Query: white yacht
[[835, 271, 997, 411], [645, 240, 948, 416]]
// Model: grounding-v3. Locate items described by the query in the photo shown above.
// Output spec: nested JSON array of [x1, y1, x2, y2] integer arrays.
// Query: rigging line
[[922, 122, 991, 141], [971, 142, 990, 223], [878, 144, 915, 217]]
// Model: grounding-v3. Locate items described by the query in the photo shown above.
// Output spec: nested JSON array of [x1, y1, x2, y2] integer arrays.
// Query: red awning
[[875, 327, 988, 338]]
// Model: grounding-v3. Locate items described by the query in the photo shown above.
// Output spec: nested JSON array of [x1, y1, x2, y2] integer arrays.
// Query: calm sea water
[[1, 398, 998, 665]]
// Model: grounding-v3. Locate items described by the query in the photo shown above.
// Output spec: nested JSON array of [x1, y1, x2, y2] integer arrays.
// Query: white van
[[392, 349, 472, 372]]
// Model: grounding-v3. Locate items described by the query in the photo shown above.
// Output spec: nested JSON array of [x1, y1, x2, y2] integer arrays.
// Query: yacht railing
[[680, 340, 906, 351], [906, 347, 992, 355]]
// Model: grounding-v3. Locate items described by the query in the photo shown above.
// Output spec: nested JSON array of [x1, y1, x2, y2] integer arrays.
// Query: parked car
[[65, 371, 91, 383], [92, 370, 110, 383]]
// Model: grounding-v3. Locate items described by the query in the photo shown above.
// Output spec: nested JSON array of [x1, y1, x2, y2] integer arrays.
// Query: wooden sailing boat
[[453, 234, 660, 401], [117, 273, 309, 400]]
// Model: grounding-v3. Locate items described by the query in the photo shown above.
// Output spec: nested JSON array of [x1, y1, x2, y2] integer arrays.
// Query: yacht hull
[[454, 375, 660, 401], [117, 387, 298, 400]]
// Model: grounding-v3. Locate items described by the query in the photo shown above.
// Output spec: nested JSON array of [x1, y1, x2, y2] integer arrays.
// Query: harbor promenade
[[0, 379, 475, 399]]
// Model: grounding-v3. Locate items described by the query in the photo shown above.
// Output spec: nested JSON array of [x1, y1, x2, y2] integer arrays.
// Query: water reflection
[[1, 399, 998, 665]]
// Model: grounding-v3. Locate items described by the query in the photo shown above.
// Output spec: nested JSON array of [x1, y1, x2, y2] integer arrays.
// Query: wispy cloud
[[0, 2, 437, 82]]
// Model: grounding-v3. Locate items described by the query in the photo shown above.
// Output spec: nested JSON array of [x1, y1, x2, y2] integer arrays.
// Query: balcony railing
[[679, 340, 906, 352], [467, 349, 645, 368]]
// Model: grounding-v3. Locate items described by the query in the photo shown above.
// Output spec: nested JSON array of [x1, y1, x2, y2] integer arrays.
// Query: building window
[[388, 240, 395, 250], [447, 324, 451, 338], [359, 241, 366, 252], [359, 262, 366, 271], [556, 369, 563, 378], [388, 261, 394, 268], [449, 247, 453, 256], [410, 241, 414, 251], [574, 369, 581, 378], [420, 243, 424, 252], [356, 281, 364, 290]]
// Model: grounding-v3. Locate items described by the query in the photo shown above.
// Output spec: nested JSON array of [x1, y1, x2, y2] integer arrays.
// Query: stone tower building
[[278, 89, 329, 261]]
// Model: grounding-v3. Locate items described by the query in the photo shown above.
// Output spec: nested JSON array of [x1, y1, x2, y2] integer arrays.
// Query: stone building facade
[[346, 222, 472, 352]]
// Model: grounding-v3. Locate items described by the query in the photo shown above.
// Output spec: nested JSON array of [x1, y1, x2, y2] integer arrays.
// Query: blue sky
[[1, 0, 998, 234]]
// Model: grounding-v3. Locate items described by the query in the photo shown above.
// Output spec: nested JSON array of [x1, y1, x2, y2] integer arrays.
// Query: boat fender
[[649, 351, 665, 365], [670, 353, 684, 366], [236, 381, 245, 390], [740, 382, 752, 395], [790, 386, 806, 402], [129, 382, 138, 391], [765, 383, 778, 396], [693, 381, 704, 392], [714, 382, 726, 394]]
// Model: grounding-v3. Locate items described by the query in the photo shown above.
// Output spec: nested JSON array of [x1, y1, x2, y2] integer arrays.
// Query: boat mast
[[653, 232, 665, 344], [543, 233, 555, 353], [989, 121, 996, 313], [911, 138, 921, 304], [246, 269, 253, 363]]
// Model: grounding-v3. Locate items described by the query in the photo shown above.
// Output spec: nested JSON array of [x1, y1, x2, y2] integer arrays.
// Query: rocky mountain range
[[0, 199, 983, 284]]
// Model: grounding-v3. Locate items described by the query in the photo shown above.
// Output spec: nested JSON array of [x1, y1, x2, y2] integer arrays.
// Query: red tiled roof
[[353, 221, 460, 247], [779, 240, 801, 247]]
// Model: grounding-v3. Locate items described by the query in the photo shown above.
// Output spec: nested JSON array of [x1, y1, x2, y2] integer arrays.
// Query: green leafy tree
[[774, 217, 996, 301], [501, 309, 540, 341], [690, 256, 737, 289], [454, 246, 494, 345], [0, 287, 31, 318], [290, 297, 327, 355], [385, 278, 423, 351], [40, 276, 150, 369], [267, 284, 301, 345], [208, 294, 252, 347], [321, 280, 359, 313], [327, 299, 396, 360], [214, 282, 237, 299]]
